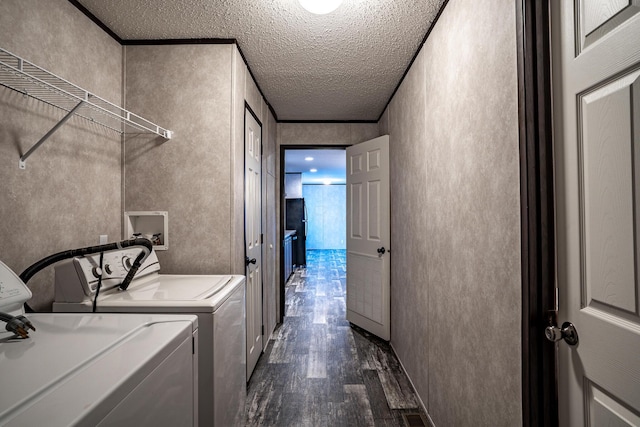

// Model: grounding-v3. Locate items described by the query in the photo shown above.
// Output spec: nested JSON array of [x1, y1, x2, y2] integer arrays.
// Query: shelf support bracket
[[19, 100, 86, 169]]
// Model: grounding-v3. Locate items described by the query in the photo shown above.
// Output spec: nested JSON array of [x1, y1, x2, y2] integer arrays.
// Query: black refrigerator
[[286, 198, 307, 267]]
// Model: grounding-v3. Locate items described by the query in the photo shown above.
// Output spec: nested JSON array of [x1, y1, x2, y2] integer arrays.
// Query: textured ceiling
[[75, 0, 446, 121]]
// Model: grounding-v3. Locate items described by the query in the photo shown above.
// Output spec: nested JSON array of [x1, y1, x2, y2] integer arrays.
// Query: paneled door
[[245, 108, 262, 381], [346, 135, 390, 340], [552, 1, 640, 425]]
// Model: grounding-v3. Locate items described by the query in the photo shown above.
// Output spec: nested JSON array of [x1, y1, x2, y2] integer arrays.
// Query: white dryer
[[0, 260, 198, 427], [53, 249, 246, 427]]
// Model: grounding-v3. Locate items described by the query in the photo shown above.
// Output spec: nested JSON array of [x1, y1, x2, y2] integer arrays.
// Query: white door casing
[[245, 108, 262, 381], [346, 135, 390, 341], [552, 1, 640, 425]]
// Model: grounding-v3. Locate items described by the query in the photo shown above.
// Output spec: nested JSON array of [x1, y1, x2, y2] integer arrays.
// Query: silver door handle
[[545, 321, 578, 346]]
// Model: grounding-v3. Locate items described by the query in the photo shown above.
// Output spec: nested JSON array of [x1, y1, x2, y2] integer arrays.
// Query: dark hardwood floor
[[245, 249, 427, 427]]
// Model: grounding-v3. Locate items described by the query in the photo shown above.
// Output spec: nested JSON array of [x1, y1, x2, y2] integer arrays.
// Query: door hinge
[[261, 325, 265, 336], [192, 336, 195, 355], [546, 287, 559, 330], [544, 287, 578, 345], [261, 233, 264, 244]]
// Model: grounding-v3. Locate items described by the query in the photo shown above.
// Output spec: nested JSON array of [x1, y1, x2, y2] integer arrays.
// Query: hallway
[[245, 249, 426, 426]]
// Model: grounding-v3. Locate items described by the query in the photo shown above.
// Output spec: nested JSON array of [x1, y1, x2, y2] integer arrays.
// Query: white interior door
[[552, 2, 640, 425], [245, 109, 262, 381], [346, 135, 390, 340]]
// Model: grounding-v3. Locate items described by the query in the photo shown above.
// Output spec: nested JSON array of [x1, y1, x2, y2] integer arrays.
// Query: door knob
[[377, 247, 386, 255], [545, 321, 579, 346], [245, 257, 257, 266]]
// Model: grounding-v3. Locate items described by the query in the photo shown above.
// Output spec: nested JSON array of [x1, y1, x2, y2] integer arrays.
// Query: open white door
[[552, 2, 640, 425], [245, 108, 262, 381], [346, 135, 390, 340]]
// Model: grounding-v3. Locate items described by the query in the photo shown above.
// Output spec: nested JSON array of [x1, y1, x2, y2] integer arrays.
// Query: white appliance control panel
[[0, 261, 31, 313], [54, 249, 160, 302]]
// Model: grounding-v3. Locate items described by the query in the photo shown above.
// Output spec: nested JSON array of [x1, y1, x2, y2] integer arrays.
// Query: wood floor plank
[[282, 354, 309, 393], [362, 369, 395, 420], [246, 380, 284, 426], [378, 350, 420, 409], [313, 302, 328, 325], [269, 319, 301, 363], [327, 401, 349, 427], [285, 293, 306, 317], [344, 384, 375, 426], [327, 327, 363, 385], [307, 325, 327, 378], [315, 275, 327, 297], [331, 278, 343, 295], [352, 328, 385, 371], [302, 379, 330, 426], [378, 367, 419, 410]]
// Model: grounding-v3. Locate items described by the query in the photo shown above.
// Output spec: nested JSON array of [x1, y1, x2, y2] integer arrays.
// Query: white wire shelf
[[0, 47, 173, 169]]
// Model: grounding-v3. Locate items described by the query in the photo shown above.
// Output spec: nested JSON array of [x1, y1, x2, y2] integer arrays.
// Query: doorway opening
[[280, 146, 347, 319]]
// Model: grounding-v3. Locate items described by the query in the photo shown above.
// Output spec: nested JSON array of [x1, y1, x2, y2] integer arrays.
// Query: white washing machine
[[0, 260, 198, 427], [52, 249, 246, 427]]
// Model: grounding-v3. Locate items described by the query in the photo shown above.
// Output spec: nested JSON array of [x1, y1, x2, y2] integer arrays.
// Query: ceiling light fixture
[[310, 168, 318, 173], [304, 156, 314, 161], [298, 0, 343, 15]]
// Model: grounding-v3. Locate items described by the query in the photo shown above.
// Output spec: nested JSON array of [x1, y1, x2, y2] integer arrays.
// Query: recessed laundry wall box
[[125, 211, 168, 250]]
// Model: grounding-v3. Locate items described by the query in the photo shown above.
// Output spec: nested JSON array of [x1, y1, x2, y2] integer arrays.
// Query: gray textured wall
[[124, 44, 235, 274], [231, 48, 248, 276], [303, 184, 347, 250], [384, 0, 522, 425], [0, 0, 123, 309], [278, 123, 380, 148], [264, 103, 279, 341]]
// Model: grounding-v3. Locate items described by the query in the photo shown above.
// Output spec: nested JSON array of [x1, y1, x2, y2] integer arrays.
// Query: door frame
[[516, 0, 557, 426], [278, 145, 349, 320]]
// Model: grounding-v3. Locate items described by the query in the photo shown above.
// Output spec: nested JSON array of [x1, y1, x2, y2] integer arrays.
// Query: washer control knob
[[104, 264, 113, 275], [91, 266, 103, 278], [122, 257, 133, 270]]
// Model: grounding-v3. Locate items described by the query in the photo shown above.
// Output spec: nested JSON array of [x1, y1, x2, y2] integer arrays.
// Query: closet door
[[245, 108, 263, 380]]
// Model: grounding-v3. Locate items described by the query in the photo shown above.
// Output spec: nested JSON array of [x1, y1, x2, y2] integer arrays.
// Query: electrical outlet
[[99, 235, 108, 244]]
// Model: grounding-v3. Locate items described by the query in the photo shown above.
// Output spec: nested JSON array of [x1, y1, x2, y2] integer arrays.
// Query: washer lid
[[0, 313, 196, 425], [100, 274, 233, 302]]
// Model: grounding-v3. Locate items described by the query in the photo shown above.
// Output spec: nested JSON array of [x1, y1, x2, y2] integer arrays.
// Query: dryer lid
[[0, 313, 195, 425], [100, 274, 233, 301]]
